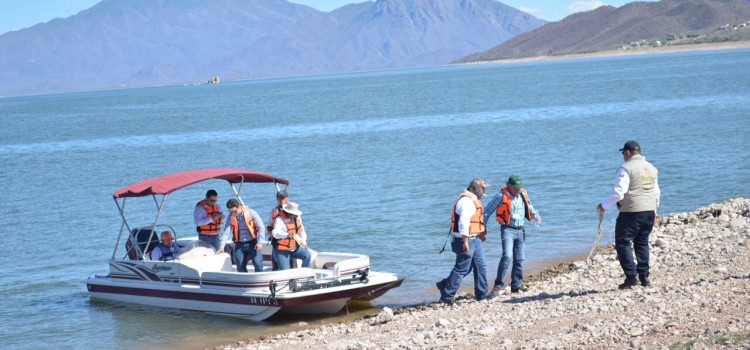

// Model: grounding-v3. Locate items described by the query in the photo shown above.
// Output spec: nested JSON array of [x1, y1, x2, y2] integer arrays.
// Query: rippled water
[[1, 49, 749, 349]]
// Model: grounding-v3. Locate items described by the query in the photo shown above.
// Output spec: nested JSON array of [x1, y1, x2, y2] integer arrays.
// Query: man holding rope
[[598, 140, 660, 289]]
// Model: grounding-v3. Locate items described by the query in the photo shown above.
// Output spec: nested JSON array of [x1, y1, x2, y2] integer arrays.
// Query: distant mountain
[[0, 0, 545, 97], [457, 0, 750, 63], [0, 0, 320, 97], [223, 0, 547, 78]]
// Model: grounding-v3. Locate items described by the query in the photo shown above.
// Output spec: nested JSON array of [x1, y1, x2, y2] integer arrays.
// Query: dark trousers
[[615, 211, 655, 278]]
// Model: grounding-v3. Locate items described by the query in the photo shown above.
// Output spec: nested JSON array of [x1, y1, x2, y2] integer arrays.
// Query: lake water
[[1, 49, 749, 349]]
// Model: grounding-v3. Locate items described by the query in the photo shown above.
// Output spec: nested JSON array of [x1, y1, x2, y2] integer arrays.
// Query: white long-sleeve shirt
[[272, 216, 307, 246], [601, 166, 661, 210], [453, 194, 477, 238]]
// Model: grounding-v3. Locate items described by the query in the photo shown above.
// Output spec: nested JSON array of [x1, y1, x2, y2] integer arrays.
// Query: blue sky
[[0, 0, 655, 35]]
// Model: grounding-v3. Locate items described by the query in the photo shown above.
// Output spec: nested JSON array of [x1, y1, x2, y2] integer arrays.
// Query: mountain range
[[0, 0, 545, 97], [457, 0, 750, 63]]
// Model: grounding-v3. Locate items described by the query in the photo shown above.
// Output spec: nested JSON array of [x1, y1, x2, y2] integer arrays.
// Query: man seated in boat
[[149, 231, 182, 261], [219, 199, 266, 273], [271, 202, 312, 269]]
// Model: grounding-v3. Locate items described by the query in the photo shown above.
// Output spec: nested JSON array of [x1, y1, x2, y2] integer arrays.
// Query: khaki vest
[[618, 155, 659, 212]]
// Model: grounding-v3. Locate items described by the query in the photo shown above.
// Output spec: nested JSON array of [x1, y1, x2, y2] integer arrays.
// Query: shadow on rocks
[[503, 289, 602, 304]]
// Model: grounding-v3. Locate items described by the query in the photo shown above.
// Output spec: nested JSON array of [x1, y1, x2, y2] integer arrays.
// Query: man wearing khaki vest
[[598, 140, 660, 289]]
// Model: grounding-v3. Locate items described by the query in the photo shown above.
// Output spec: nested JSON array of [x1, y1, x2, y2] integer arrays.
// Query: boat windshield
[[179, 239, 216, 255]]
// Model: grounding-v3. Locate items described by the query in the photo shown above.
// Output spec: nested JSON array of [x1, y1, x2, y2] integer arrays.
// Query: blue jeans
[[199, 234, 221, 251], [494, 227, 525, 289], [615, 211, 655, 278], [234, 241, 264, 273], [273, 246, 312, 270], [438, 237, 488, 302]]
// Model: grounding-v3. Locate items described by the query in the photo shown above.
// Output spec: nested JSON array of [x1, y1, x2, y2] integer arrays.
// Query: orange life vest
[[495, 187, 532, 225], [275, 211, 303, 251], [450, 191, 485, 235], [229, 206, 258, 241], [268, 206, 282, 231], [197, 199, 222, 234]]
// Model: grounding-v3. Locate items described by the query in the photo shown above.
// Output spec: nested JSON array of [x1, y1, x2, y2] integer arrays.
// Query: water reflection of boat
[[86, 168, 403, 321]]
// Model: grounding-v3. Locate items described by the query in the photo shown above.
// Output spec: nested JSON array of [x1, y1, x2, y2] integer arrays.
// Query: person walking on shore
[[436, 178, 491, 305], [484, 174, 541, 297], [598, 140, 660, 289]]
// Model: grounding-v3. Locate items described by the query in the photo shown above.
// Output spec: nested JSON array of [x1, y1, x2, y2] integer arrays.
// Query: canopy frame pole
[[112, 197, 130, 260], [232, 175, 246, 207], [141, 194, 168, 259]]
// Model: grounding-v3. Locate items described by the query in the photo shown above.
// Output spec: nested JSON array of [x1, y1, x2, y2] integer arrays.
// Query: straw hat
[[282, 202, 302, 216]]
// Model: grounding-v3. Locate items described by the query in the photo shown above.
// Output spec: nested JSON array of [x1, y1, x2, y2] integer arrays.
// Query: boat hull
[[86, 256, 404, 321]]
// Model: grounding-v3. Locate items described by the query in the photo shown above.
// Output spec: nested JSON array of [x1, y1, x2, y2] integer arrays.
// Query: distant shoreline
[[460, 41, 750, 66]]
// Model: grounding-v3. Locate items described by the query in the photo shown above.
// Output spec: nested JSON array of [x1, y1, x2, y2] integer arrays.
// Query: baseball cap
[[619, 140, 640, 153], [507, 174, 523, 188]]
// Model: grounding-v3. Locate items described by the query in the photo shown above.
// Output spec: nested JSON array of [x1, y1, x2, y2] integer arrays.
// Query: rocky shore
[[220, 199, 750, 350]]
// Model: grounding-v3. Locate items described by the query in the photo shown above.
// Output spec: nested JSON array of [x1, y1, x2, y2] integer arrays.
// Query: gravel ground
[[217, 198, 750, 350]]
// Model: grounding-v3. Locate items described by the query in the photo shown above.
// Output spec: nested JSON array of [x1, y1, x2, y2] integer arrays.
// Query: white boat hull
[[87, 248, 403, 321]]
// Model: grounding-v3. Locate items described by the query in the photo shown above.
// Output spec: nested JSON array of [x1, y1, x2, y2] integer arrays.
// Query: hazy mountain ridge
[[0, 0, 545, 97], [457, 0, 750, 62]]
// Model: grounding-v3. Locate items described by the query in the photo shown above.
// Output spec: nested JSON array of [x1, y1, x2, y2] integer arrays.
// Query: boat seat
[[126, 228, 160, 260], [181, 253, 234, 273]]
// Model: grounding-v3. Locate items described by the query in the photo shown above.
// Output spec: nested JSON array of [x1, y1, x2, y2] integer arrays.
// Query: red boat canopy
[[113, 168, 289, 198]]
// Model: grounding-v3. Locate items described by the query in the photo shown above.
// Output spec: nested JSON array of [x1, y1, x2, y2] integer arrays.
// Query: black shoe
[[510, 286, 527, 293], [618, 276, 639, 289], [436, 279, 445, 291], [439, 298, 454, 305], [639, 275, 651, 287]]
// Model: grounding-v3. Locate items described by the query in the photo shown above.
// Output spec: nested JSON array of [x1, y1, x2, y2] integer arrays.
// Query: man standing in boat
[[271, 202, 312, 270], [194, 189, 225, 251], [436, 178, 491, 305], [598, 140, 660, 289], [220, 199, 266, 273]]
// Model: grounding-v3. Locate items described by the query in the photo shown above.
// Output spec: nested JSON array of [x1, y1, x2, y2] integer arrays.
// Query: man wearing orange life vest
[[193, 189, 225, 251], [271, 202, 312, 270], [484, 174, 540, 297], [267, 190, 290, 270], [219, 199, 266, 272], [436, 178, 491, 305]]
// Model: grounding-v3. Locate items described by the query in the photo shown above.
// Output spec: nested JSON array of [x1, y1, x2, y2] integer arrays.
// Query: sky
[[0, 0, 656, 36]]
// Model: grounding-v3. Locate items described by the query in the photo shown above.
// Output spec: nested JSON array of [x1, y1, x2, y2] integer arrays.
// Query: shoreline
[[216, 198, 750, 349], [459, 41, 750, 66]]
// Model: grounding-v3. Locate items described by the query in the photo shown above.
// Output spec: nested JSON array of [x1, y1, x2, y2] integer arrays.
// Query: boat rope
[[587, 210, 604, 260]]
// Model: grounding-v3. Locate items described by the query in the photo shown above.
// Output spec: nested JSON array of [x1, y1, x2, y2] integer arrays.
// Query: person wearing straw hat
[[271, 202, 312, 270], [598, 140, 660, 289], [436, 178, 492, 305], [484, 174, 541, 297]]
